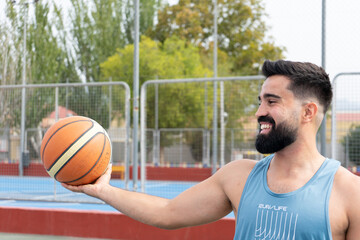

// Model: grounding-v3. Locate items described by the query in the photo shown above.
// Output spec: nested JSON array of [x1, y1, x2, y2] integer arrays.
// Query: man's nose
[[255, 102, 267, 118]]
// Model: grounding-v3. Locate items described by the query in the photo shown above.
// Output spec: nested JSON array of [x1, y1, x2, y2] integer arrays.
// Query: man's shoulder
[[332, 166, 360, 210], [215, 158, 259, 185], [226, 154, 273, 169], [214, 159, 259, 210], [334, 166, 360, 191], [222, 158, 258, 173]]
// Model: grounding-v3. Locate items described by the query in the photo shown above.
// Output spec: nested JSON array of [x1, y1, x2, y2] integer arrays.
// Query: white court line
[[30, 192, 80, 200], [0, 200, 16, 204]]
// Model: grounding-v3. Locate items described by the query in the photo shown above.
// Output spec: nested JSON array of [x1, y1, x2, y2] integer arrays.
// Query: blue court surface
[[0, 176, 235, 218]]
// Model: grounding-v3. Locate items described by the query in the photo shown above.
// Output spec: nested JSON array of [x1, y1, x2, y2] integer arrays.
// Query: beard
[[255, 116, 298, 154]]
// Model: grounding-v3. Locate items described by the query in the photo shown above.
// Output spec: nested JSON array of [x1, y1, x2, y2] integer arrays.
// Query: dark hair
[[261, 60, 332, 113]]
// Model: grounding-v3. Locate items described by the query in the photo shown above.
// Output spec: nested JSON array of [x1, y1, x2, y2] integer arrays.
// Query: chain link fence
[[140, 76, 265, 191], [331, 73, 360, 172], [0, 81, 130, 202], [3, 73, 359, 202]]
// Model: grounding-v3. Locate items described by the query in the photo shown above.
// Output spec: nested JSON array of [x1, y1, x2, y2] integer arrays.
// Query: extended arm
[[344, 173, 360, 239], [330, 167, 360, 239], [62, 165, 232, 229]]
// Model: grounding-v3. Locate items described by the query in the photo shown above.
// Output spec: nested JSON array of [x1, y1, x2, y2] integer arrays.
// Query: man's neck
[[267, 143, 326, 193], [271, 140, 325, 176]]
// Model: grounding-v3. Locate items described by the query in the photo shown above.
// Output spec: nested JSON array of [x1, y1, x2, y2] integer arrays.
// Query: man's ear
[[302, 102, 318, 123]]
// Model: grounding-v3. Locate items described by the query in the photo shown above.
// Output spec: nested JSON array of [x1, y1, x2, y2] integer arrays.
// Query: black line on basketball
[[41, 119, 92, 163], [46, 120, 94, 172], [55, 132, 104, 182], [62, 132, 107, 184]]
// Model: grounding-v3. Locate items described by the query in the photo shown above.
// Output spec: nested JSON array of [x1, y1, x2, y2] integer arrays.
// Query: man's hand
[[61, 164, 112, 199]]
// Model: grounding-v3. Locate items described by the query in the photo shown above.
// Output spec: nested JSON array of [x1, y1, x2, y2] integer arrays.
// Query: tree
[[0, 7, 22, 128], [124, 0, 163, 44], [101, 36, 213, 127], [149, 0, 284, 75], [46, 0, 128, 127], [0, 2, 77, 131], [28, 3, 70, 84], [69, 0, 125, 83], [25, 2, 84, 132], [101, 36, 214, 161]]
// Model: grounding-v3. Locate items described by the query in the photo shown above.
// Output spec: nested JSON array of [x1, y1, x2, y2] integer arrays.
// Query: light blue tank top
[[234, 154, 340, 240]]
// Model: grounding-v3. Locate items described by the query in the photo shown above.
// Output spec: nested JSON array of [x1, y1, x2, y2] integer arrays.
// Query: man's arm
[[331, 167, 360, 239], [62, 165, 233, 229], [344, 172, 360, 239]]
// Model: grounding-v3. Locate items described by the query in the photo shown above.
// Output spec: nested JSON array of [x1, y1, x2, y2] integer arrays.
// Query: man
[[63, 60, 360, 239]]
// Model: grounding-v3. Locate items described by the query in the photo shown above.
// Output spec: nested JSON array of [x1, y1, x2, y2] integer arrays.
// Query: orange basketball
[[40, 116, 112, 186]]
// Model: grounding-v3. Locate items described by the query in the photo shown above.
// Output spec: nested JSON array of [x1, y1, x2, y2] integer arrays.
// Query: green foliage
[[342, 125, 360, 165], [149, 0, 284, 75], [1, 3, 23, 86], [69, 0, 125, 83], [100, 36, 213, 124], [25, 3, 80, 127], [0, 2, 78, 129], [124, 0, 163, 43], [101, 36, 213, 146], [29, 3, 67, 84], [100, 0, 285, 150], [55, 0, 128, 126], [101, 36, 212, 83]]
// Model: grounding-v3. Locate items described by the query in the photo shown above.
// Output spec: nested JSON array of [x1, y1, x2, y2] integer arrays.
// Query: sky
[[264, 0, 360, 78]]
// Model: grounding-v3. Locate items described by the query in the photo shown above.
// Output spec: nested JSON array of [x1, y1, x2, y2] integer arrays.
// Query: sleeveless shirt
[[233, 154, 340, 240]]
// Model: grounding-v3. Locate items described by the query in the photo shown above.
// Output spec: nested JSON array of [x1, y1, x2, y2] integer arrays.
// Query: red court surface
[[0, 206, 235, 240]]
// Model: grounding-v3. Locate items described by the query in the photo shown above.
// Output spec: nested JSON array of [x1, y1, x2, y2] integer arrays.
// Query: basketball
[[40, 116, 112, 186]]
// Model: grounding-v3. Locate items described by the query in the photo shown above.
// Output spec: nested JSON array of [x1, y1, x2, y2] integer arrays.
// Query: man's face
[[255, 75, 300, 154], [255, 115, 298, 154]]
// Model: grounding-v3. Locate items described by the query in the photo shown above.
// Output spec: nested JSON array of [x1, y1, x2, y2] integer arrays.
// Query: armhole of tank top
[[325, 160, 340, 239], [236, 157, 270, 220]]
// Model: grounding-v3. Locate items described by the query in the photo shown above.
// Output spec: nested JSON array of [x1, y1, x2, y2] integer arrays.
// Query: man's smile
[[257, 116, 275, 135], [259, 122, 273, 134]]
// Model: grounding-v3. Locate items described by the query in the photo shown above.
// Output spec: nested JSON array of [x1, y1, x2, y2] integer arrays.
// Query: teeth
[[260, 124, 271, 130]]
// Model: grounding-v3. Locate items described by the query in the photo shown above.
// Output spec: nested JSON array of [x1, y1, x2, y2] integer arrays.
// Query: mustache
[[257, 116, 275, 125]]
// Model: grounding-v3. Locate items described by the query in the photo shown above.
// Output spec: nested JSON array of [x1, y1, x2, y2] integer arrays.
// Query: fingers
[[61, 164, 113, 198], [104, 163, 112, 176], [61, 182, 84, 193], [105, 163, 112, 177], [94, 163, 112, 183]]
